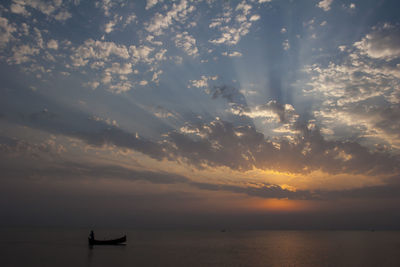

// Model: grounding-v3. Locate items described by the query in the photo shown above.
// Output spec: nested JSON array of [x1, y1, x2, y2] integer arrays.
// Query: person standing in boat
[[89, 230, 95, 240]]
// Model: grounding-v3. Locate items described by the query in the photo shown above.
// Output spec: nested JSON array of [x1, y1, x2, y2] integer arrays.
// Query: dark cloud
[[2, 144, 399, 202], [0, 135, 61, 159], [1, 86, 399, 177], [322, 182, 400, 200], [3, 102, 399, 176], [211, 85, 248, 107], [165, 119, 400, 175], [210, 85, 255, 126], [190, 181, 313, 200], [0, 150, 311, 200]]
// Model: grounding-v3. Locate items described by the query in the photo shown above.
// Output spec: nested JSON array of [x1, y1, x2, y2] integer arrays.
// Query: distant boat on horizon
[[88, 234, 127, 246]]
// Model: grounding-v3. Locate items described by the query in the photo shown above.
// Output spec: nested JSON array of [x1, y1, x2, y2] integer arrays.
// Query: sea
[[1, 228, 400, 267]]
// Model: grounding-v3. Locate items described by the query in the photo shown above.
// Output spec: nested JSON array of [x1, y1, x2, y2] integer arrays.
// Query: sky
[[1, 0, 400, 229]]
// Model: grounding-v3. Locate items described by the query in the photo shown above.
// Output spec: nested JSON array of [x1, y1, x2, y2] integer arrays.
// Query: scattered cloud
[[83, 81, 100, 90], [282, 39, 290, 50], [189, 75, 218, 88], [145, 0, 195, 36], [0, 17, 16, 48], [222, 51, 242, 57], [108, 81, 132, 94], [10, 2, 30, 16], [8, 44, 39, 64], [209, 1, 256, 46], [249, 14, 260, 21], [47, 39, 58, 50], [54, 10, 71, 21], [130, 44, 154, 63], [104, 15, 120, 34], [146, 0, 159, 10], [354, 24, 400, 60], [96, 0, 113, 17], [305, 24, 400, 149], [317, 0, 333, 12], [71, 39, 130, 66], [10, 0, 71, 21], [174, 31, 199, 57], [123, 14, 137, 27]]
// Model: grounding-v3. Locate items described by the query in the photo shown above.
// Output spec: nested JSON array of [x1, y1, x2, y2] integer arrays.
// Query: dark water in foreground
[[1, 228, 400, 267]]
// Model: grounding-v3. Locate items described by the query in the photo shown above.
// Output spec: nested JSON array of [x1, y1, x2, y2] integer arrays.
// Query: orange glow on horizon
[[253, 198, 314, 212]]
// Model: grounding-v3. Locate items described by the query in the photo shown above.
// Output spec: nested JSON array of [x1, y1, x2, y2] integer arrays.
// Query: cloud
[[210, 85, 248, 109], [146, 35, 163, 46], [47, 39, 58, 50], [209, 2, 256, 46], [249, 14, 260, 21], [317, 0, 333, 12], [188, 75, 218, 88], [0, 135, 65, 158], [305, 24, 400, 149], [222, 51, 242, 57], [68, 39, 145, 93], [104, 16, 119, 33], [189, 181, 312, 200], [241, 100, 298, 124], [167, 118, 400, 175], [354, 24, 400, 60], [3, 86, 399, 181], [145, 0, 195, 36], [54, 10, 71, 21], [236, 1, 252, 15], [130, 45, 154, 64], [0, 17, 16, 48], [152, 105, 178, 119], [10, 2, 30, 16], [146, 0, 159, 10], [0, 139, 313, 201], [282, 39, 290, 50], [2, 132, 400, 202], [154, 48, 167, 61], [108, 81, 132, 94], [83, 81, 100, 90], [151, 69, 163, 83], [10, 0, 71, 21], [96, 0, 113, 16], [123, 14, 136, 27], [71, 39, 130, 67], [7, 44, 39, 64], [105, 62, 132, 75], [67, 37, 165, 90], [174, 31, 199, 57]]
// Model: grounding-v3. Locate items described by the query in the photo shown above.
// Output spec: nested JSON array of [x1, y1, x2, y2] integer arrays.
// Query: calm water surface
[[1, 228, 400, 266]]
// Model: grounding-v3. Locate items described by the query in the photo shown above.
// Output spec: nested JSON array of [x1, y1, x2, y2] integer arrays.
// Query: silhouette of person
[[89, 230, 95, 240]]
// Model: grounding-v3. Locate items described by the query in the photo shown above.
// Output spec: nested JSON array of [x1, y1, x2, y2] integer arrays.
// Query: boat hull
[[88, 235, 126, 245]]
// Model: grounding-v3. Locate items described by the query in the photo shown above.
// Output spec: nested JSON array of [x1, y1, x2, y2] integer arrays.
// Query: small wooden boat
[[88, 235, 127, 245]]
